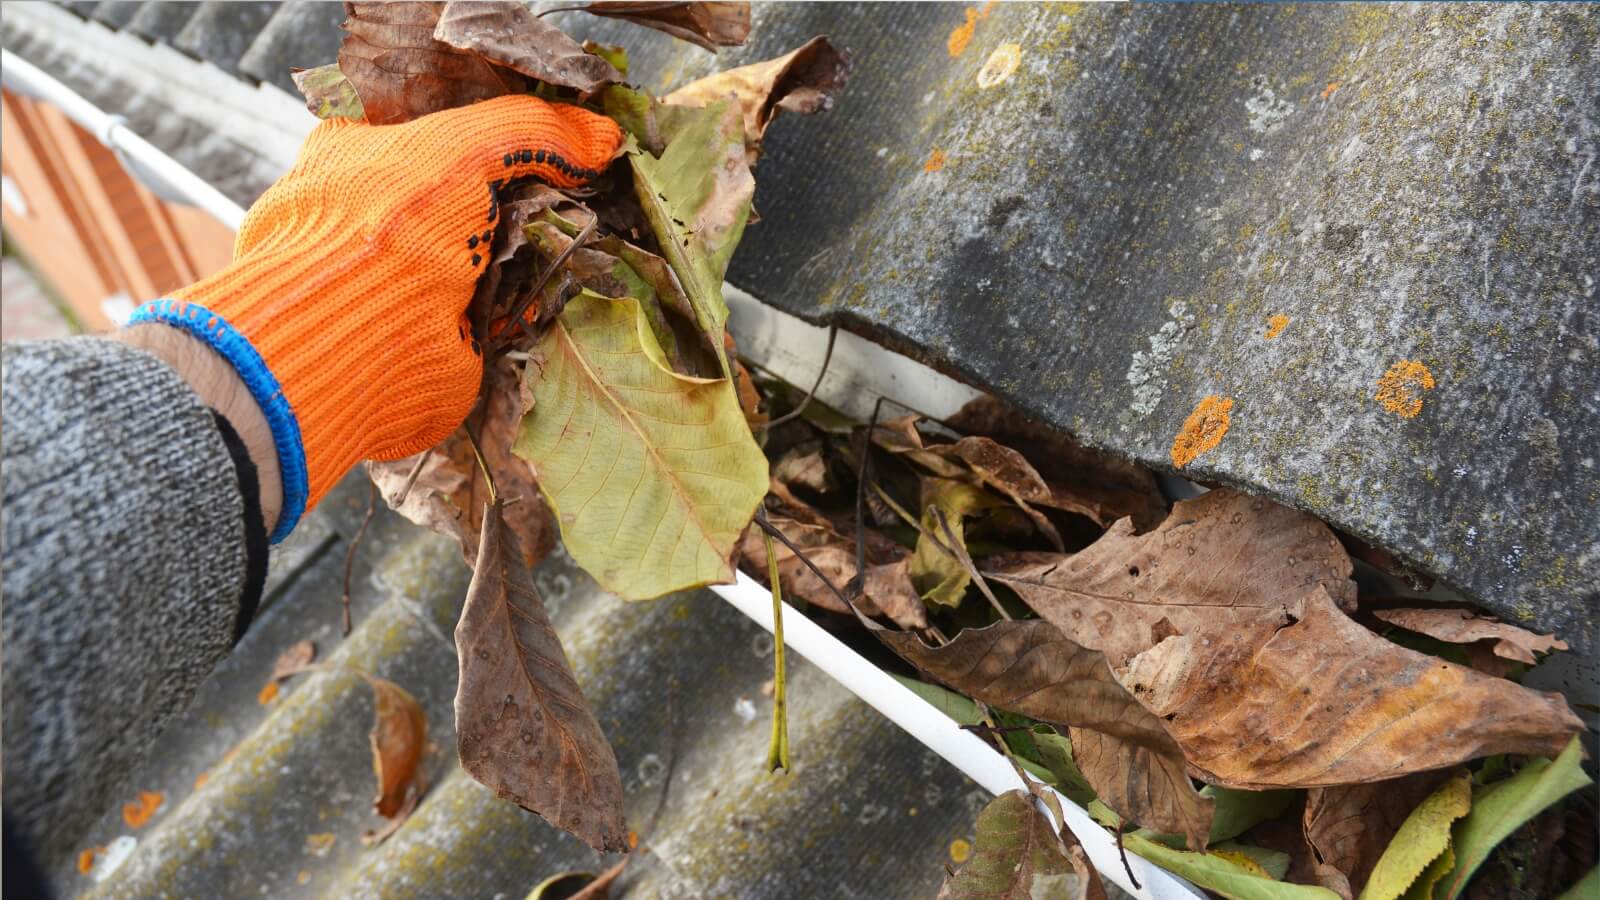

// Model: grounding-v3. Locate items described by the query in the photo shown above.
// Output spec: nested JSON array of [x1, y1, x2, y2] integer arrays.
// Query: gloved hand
[[131, 96, 622, 541]]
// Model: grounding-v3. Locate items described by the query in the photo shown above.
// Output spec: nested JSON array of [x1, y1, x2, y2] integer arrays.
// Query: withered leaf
[[879, 619, 1212, 848], [740, 513, 927, 629], [937, 790, 1083, 900], [455, 502, 628, 852], [1374, 607, 1568, 666], [340, 1, 522, 125], [289, 64, 365, 120], [270, 640, 317, 682], [947, 395, 1167, 532], [362, 675, 428, 819], [1302, 772, 1450, 900], [434, 0, 621, 95], [663, 36, 850, 161], [1119, 587, 1584, 789], [369, 359, 555, 568], [989, 489, 1357, 669], [577, 1, 751, 52]]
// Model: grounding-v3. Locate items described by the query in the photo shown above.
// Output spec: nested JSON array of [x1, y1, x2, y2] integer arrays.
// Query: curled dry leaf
[[270, 640, 317, 682], [435, 0, 622, 95], [1303, 773, 1451, 900], [289, 64, 365, 120], [455, 502, 628, 852], [937, 790, 1084, 900], [879, 619, 1212, 848], [740, 513, 927, 629], [989, 489, 1358, 669], [363, 675, 428, 819], [947, 395, 1167, 532], [576, 1, 752, 52], [1119, 588, 1584, 789], [663, 36, 850, 161], [369, 359, 555, 568], [1374, 608, 1568, 666], [340, 1, 523, 125]]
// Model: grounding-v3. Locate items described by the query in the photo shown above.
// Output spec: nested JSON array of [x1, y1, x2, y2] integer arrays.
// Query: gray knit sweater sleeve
[[2, 337, 261, 866]]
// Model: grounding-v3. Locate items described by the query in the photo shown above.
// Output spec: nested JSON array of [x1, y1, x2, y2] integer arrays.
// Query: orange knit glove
[[130, 96, 621, 541]]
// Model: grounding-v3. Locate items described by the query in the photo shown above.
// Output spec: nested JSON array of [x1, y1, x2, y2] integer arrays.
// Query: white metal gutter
[[1, 50, 1203, 898]]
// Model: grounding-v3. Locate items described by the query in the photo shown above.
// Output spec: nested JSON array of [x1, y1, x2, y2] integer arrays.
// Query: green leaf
[[890, 677, 1056, 785], [1124, 833, 1343, 900], [1025, 727, 1097, 807], [290, 64, 365, 120], [1359, 770, 1471, 900], [626, 101, 753, 376], [1214, 842, 1291, 881], [1438, 736, 1592, 899], [1555, 865, 1598, 900], [1399, 843, 1452, 900], [1143, 786, 1298, 848], [939, 791, 1076, 900], [911, 502, 969, 607], [514, 291, 767, 599]]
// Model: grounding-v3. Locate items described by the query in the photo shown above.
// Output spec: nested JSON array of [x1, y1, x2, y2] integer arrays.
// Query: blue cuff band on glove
[[129, 299, 308, 543]]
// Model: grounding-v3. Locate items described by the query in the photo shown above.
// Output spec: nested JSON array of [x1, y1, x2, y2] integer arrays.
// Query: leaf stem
[[762, 529, 791, 774], [465, 426, 498, 505], [760, 325, 838, 430], [341, 480, 379, 636]]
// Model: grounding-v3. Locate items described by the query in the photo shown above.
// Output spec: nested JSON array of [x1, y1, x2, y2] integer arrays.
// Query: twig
[[851, 397, 887, 599], [341, 481, 378, 636], [491, 214, 597, 353], [1116, 826, 1141, 890], [464, 426, 498, 505], [763, 530, 791, 773], [931, 505, 1011, 621], [760, 325, 838, 430], [394, 449, 432, 507]]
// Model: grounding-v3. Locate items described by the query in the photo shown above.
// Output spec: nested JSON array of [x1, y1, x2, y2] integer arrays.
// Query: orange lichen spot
[[1321, 81, 1341, 100], [257, 679, 281, 705], [946, 2, 995, 57], [1375, 360, 1436, 418], [122, 790, 164, 829], [77, 847, 102, 875], [949, 838, 973, 864], [193, 770, 210, 791], [1264, 313, 1289, 339], [924, 148, 947, 173], [1171, 395, 1234, 469], [628, 830, 641, 849]]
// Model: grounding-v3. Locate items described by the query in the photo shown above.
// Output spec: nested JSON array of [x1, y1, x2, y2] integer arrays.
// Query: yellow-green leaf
[[1124, 833, 1342, 900], [1555, 865, 1597, 900], [1359, 770, 1471, 900], [1438, 736, 1591, 899], [911, 502, 969, 607], [290, 64, 364, 120], [514, 291, 767, 599], [1399, 843, 1452, 900]]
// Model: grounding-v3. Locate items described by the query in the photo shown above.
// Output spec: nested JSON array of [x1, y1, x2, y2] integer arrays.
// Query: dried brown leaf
[[1302, 773, 1449, 899], [577, 1, 751, 52], [1119, 587, 1584, 789], [740, 514, 927, 629], [879, 619, 1212, 848], [434, 0, 621, 94], [340, 1, 523, 125], [362, 675, 428, 819], [455, 502, 627, 852], [947, 395, 1167, 532], [663, 36, 849, 161], [370, 359, 555, 568], [270, 640, 317, 682], [937, 790, 1085, 900], [771, 443, 837, 495], [989, 489, 1357, 669], [1374, 607, 1568, 665]]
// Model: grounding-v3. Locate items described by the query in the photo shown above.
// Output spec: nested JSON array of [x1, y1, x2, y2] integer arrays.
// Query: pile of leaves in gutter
[[280, 3, 1591, 898]]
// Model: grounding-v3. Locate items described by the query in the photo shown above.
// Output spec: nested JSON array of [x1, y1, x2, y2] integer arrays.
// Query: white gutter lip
[[0, 48, 1203, 898]]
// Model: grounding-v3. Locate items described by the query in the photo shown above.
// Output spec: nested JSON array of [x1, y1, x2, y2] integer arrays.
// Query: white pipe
[[711, 572, 1204, 899], [1, 49, 247, 230]]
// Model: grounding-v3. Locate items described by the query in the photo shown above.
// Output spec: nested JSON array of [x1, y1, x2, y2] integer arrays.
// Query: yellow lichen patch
[[977, 43, 1023, 89], [1375, 360, 1436, 418], [304, 832, 337, 857], [122, 790, 164, 829], [924, 148, 947, 173], [257, 679, 281, 705], [946, 2, 995, 57], [1264, 313, 1289, 339], [949, 837, 973, 864], [1171, 395, 1235, 469]]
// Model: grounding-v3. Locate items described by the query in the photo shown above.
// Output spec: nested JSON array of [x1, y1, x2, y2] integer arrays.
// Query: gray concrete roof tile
[[172, 0, 279, 78], [123, 0, 199, 44], [238, 1, 347, 95]]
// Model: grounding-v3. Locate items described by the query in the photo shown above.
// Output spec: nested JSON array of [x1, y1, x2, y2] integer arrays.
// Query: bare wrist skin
[[114, 324, 283, 535]]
